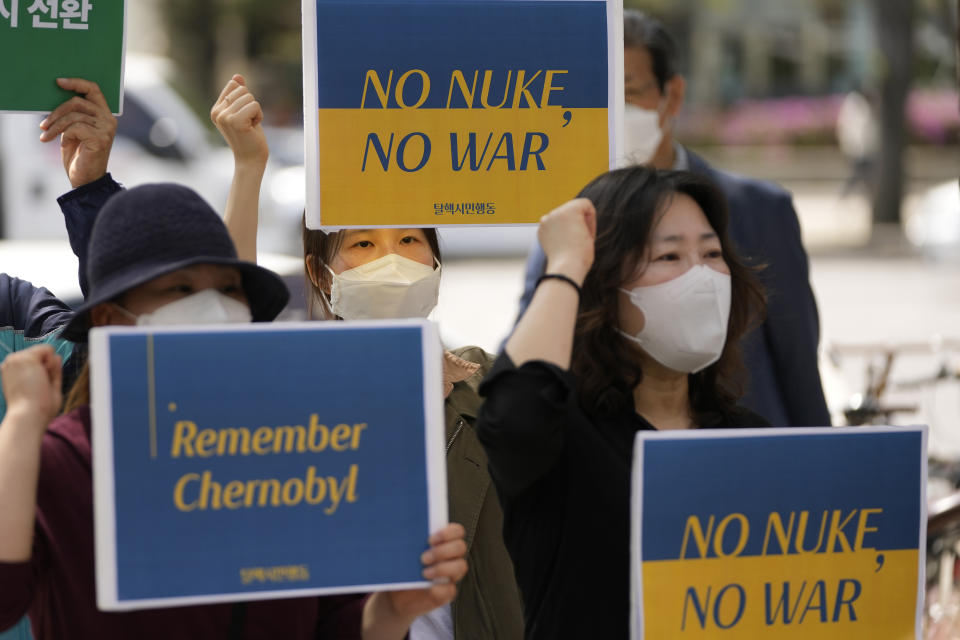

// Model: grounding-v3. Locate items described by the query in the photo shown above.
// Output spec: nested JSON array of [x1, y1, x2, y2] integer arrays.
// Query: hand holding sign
[[38, 78, 117, 188], [375, 523, 468, 624], [91, 322, 450, 609]]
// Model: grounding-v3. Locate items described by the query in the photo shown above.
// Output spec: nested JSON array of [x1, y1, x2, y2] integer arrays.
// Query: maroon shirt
[[0, 407, 366, 639]]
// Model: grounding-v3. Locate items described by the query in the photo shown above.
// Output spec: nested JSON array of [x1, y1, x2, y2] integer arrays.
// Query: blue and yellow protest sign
[[0, 0, 126, 113], [89, 320, 446, 610], [302, 0, 623, 228], [631, 427, 927, 640]]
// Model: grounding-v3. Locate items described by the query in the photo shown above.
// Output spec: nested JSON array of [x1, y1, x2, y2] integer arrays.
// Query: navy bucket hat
[[61, 183, 289, 342]]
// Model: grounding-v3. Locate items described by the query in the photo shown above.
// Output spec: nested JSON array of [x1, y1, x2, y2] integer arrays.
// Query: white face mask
[[621, 103, 664, 165], [114, 289, 253, 326], [327, 253, 441, 320], [619, 265, 732, 373]]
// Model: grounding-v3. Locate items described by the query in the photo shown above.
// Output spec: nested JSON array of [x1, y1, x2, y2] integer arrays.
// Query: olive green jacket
[[445, 347, 524, 640]]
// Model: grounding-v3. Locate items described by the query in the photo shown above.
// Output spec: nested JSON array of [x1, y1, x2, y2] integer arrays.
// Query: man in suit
[[517, 9, 831, 427]]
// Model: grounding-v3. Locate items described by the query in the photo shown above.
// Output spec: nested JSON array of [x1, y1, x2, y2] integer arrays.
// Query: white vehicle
[[0, 56, 289, 247]]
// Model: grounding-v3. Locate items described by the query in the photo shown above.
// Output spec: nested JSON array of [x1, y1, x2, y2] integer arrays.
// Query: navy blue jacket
[[0, 174, 119, 640], [516, 153, 831, 427], [0, 174, 120, 420]]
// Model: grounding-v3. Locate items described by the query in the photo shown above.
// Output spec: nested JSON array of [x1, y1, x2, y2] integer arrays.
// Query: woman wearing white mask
[[475, 167, 768, 640], [303, 227, 442, 322], [212, 76, 524, 640], [0, 184, 469, 640]]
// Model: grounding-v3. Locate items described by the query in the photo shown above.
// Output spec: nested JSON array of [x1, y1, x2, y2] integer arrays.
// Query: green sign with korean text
[[0, 0, 125, 113]]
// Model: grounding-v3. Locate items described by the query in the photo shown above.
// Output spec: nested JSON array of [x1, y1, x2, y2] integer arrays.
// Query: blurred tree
[[871, 0, 915, 227], [162, 0, 219, 113], [161, 0, 302, 120]]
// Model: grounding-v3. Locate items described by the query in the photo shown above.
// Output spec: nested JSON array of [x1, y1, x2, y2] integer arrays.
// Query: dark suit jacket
[[515, 151, 831, 427]]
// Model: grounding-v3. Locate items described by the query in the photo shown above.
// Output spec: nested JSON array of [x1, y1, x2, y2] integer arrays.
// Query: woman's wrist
[[233, 156, 268, 176], [536, 273, 581, 297], [544, 257, 589, 286], [0, 407, 48, 448]]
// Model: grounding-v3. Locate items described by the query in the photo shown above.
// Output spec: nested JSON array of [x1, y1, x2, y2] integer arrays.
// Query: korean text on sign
[[0, 0, 93, 29]]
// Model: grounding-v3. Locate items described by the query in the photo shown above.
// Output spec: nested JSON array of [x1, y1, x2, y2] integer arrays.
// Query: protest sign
[[0, 0, 126, 113], [631, 426, 927, 639], [89, 320, 446, 610], [302, 0, 623, 228]]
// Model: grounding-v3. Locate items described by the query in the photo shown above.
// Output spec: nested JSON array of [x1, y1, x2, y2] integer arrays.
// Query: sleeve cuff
[[57, 173, 123, 207]]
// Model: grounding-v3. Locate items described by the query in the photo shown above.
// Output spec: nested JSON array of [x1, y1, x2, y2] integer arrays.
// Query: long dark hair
[[301, 216, 442, 319], [571, 166, 765, 422]]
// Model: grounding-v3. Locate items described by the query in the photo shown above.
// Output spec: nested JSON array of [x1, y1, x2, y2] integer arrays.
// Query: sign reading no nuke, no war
[[0, 0, 125, 113], [302, 0, 624, 228], [632, 426, 927, 639]]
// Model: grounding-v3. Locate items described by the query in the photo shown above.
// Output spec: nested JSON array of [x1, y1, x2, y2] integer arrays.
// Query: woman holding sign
[[475, 167, 769, 639], [212, 76, 524, 640], [0, 183, 468, 640]]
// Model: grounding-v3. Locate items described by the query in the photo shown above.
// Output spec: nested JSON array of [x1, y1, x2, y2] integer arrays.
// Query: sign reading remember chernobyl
[[302, 0, 622, 228], [89, 320, 446, 610], [631, 427, 927, 640], [0, 0, 126, 113]]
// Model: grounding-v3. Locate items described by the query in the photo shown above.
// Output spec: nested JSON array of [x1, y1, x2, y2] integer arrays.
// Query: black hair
[[571, 166, 766, 421], [623, 9, 679, 91]]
